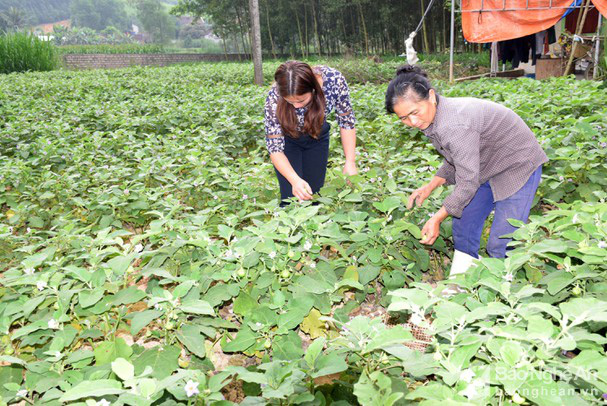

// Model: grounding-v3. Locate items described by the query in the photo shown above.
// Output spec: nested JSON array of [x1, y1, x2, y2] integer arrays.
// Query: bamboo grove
[[172, 0, 459, 56]]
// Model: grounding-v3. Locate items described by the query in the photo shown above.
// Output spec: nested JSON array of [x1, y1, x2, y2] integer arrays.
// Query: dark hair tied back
[[396, 65, 428, 78], [385, 64, 433, 114]]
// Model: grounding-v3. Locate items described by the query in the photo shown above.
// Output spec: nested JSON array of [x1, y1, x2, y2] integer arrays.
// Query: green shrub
[[0, 32, 58, 74]]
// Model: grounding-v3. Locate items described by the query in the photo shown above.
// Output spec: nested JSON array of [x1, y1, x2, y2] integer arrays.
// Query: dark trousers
[[275, 121, 331, 205], [452, 165, 542, 258]]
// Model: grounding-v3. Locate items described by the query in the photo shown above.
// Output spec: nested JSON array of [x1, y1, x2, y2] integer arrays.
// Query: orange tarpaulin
[[462, 0, 607, 42]]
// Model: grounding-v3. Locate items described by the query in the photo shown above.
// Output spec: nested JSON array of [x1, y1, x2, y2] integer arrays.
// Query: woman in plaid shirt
[[385, 65, 548, 293]]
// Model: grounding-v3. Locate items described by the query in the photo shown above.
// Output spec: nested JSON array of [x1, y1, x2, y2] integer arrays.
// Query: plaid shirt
[[422, 95, 548, 218]]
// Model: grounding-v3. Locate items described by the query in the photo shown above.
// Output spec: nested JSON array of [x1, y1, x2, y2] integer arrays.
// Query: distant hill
[[0, 0, 71, 25], [1, 0, 181, 27]]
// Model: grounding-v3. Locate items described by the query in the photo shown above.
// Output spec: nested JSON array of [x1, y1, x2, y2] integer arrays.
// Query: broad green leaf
[[112, 286, 146, 306], [79, 289, 105, 309], [111, 357, 134, 381], [130, 310, 163, 335], [277, 296, 314, 330], [59, 379, 123, 402], [133, 345, 180, 380], [176, 325, 207, 358], [94, 338, 133, 365], [312, 352, 348, 378], [180, 299, 215, 315], [304, 337, 326, 369]]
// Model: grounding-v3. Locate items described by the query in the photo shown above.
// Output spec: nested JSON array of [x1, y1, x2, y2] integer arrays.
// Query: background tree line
[[172, 0, 461, 56]]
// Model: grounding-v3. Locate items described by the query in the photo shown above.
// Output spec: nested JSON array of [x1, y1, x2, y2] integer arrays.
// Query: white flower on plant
[[387, 215, 392, 222], [303, 241, 312, 250], [184, 380, 200, 398], [600, 142, 607, 148], [598, 241, 607, 249], [53, 351, 62, 358], [269, 251, 276, 259], [225, 249, 233, 258], [504, 273, 514, 282], [572, 214, 579, 223], [24, 267, 35, 275], [378, 177, 382, 182], [36, 281, 47, 291], [47, 319, 59, 329], [47, 140, 51, 145], [154, 303, 162, 310], [369, 178, 376, 183], [460, 369, 476, 383], [388, 172, 393, 179], [134, 243, 143, 253], [16, 389, 27, 398], [26, 227, 31, 233], [123, 189, 130, 195], [559, 175, 564, 181], [309, 262, 316, 269], [242, 194, 248, 199], [213, 195, 218, 200]]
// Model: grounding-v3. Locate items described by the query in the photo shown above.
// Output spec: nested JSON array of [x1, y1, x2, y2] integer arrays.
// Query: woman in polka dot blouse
[[264, 61, 358, 205], [385, 65, 548, 293]]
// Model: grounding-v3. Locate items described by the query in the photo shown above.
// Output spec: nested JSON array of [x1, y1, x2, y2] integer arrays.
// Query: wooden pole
[[449, 0, 455, 82], [564, 0, 591, 76]]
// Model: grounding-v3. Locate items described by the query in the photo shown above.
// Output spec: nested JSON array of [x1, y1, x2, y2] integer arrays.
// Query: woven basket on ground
[[403, 316, 433, 352]]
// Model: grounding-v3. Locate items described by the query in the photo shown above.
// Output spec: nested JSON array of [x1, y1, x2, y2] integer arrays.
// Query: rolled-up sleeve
[[264, 87, 285, 154], [441, 127, 481, 218], [333, 72, 356, 130]]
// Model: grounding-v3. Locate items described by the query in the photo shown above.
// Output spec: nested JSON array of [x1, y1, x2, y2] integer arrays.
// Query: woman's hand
[[407, 184, 433, 209], [292, 178, 313, 201], [420, 217, 442, 245], [342, 161, 358, 176], [420, 207, 449, 245]]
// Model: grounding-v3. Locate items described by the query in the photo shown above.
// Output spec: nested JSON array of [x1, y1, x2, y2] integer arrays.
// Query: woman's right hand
[[292, 178, 313, 201], [407, 184, 433, 209]]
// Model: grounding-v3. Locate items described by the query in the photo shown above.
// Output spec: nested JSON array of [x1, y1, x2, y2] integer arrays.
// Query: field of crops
[[1, 62, 607, 405]]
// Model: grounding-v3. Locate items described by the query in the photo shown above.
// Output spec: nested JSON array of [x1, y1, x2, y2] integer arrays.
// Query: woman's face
[[284, 92, 313, 109], [393, 89, 437, 130]]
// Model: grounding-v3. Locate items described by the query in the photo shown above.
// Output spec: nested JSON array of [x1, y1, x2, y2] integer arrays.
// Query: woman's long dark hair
[[275, 61, 326, 139]]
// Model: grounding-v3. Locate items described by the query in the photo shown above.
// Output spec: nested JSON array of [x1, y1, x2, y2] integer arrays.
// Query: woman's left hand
[[342, 161, 358, 176]]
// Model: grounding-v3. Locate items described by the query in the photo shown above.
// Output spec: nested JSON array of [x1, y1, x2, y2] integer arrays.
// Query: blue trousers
[[452, 166, 542, 258], [275, 121, 331, 206]]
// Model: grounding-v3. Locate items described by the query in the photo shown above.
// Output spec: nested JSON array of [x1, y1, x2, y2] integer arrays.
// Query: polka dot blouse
[[263, 66, 356, 154]]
